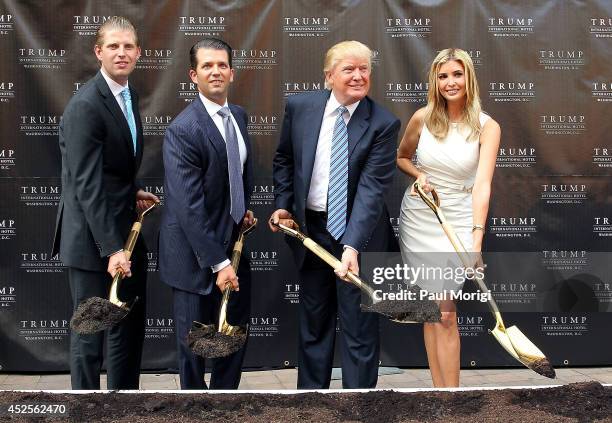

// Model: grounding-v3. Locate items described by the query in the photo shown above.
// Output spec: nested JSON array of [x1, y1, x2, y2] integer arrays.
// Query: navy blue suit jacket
[[159, 99, 253, 295], [273, 90, 400, 268]]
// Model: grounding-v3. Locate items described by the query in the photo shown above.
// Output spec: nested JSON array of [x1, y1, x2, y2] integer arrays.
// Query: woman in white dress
[[397, 48, 500, 387]]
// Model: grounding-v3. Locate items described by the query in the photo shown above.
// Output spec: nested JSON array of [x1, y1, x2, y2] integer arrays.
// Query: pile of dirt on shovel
[[361, 285, 441, 323], [363, 298, 441, 323], [1, 381, 610, 422], [70, 297, 128, 334], [188, 329, 247, 358]]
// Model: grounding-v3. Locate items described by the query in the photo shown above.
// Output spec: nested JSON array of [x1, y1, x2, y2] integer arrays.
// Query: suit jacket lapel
[[94, 72, 136, 160], [131, 88, 143, 167], [192, 99, 228, 177], [347, 97, 371, 159], [302, 90, 329, 198]]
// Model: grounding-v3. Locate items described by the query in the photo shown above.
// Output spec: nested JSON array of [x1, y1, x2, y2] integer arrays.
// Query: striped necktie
[[120, 88, 137, 156], [326, 105, 348, 240], [218, 107, 245, 224]]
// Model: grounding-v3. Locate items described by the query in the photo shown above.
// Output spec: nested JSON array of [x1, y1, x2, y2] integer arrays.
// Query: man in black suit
[[159, 38, 253, 389], [270, 40, 400, 389], [52, 16, 159, 390]]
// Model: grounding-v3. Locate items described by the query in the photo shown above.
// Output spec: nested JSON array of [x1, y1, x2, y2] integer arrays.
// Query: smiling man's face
[[94, 29, 140, 86], [189, 48, 234, 106], [325, 55, 371, 105]]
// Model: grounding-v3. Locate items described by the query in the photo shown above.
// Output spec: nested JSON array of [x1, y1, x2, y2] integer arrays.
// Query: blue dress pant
[[297, 210, 380, 389], [172, 254, 250, 389]]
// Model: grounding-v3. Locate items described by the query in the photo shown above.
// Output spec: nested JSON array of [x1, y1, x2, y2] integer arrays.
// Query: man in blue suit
[[270, 40, 400, 389], [159, 38, 253, 389]]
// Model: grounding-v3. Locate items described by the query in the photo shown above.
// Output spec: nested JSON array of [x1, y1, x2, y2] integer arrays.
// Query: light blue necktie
[[218, 107, 245, 224], [327, 105, 348, 240], [120, 88, 137, 156]]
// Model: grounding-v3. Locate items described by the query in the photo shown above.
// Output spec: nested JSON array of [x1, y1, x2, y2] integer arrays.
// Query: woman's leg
[[423, 322, 444, 387], [434, 299, 460, 387]]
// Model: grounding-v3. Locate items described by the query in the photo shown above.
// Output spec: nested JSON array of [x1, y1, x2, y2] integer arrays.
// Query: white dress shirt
[[306, 92, 359, 211], [100, 67, 129, 116], [198, 93, 248, 272], [307, 92, 360, 253]]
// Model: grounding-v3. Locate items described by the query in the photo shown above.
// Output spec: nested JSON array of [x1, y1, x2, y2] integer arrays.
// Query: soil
[[363, 299, 441, 323], [1, 382, 610, 422], [362, 285, 441, 323], [69, 297, 129, 334], [530, 358, 556, 379], [187, 326, 247, 358]]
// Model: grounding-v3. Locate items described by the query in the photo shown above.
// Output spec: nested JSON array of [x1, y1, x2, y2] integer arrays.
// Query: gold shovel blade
[[490, 326, 521, 362], [492, 324, 556, 378]]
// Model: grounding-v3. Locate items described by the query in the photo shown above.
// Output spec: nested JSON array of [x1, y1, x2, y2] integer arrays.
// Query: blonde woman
[[397, 48, 500, 387]]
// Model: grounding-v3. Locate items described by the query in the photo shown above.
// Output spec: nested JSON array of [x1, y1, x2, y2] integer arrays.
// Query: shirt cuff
[[211, 259, 231, 273], [107, 248, 124, 258], [343, 245, 358, 254]]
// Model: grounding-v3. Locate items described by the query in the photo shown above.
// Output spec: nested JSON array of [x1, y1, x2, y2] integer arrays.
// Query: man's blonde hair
[[95, 16, 139, 48], [323, 41, 372, 89]]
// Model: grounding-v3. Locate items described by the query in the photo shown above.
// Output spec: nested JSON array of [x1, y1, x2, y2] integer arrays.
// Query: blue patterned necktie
[[120, 88, 137, 156], [327, 105, 348, 240], [218, 107, 245, 224]]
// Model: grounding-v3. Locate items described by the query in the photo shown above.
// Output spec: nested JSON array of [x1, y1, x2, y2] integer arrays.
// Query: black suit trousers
[[297, 210, 380, 389], [68, 242, 147, 390]]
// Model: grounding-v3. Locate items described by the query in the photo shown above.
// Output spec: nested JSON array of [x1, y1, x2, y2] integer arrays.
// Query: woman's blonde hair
[[424, 48, 482, 141]]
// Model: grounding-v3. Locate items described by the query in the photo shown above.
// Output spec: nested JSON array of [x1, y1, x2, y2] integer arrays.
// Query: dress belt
[[427, 176, 473, 193], [305, 209, 327, 218]]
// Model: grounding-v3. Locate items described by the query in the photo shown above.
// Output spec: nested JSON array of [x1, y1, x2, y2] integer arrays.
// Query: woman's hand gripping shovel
[[414, 182, 555, 378], [70, 201, 160, 334], [269, 219, 441, 323], [188, 218, 257, 358]]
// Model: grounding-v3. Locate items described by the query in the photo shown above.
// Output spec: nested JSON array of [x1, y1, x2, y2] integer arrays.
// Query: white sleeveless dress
[[399, 113, 490, 293]]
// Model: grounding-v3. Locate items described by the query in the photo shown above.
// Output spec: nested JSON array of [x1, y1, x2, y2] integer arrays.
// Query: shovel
[[70, 201, 160, 334], [270, 219, 441, 323], [188, 218, 257, 358], [414, 182, 555, 378]]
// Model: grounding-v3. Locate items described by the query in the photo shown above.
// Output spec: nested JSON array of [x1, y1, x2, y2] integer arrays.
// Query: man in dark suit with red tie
[[52, 16, 159, 390], [270, 40, 400, 389], [159, 38, 253, 389]]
